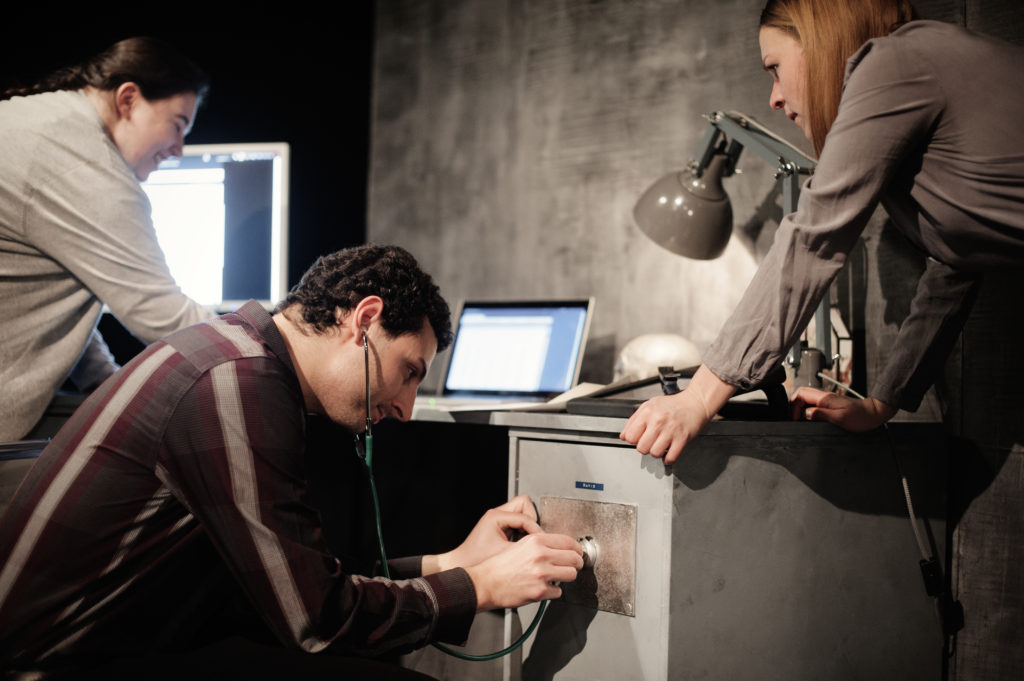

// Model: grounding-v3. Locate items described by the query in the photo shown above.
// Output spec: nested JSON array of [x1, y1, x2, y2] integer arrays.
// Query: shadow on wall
[[734, 180, 784, 261], [521, 598, 600, 681], [579, 333, 618, 385]]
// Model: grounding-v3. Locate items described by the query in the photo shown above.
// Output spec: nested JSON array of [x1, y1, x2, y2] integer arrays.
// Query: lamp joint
[[773, 157, 797, 179]]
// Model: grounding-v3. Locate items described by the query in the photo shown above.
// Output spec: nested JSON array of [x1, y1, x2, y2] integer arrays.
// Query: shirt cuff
[[421, 567, 477, 644]]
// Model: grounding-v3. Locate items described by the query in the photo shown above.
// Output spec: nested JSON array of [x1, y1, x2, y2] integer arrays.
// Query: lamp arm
[[699, 111, 832, 376], [690, 122, 728, 176], [711, 110, 816, 173]]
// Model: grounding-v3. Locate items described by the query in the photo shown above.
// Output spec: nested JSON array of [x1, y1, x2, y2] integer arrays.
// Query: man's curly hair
[[277, 244, 452, 351]]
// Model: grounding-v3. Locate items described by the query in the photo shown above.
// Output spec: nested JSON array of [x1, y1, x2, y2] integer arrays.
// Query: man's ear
[[113, 82, 142, 120], [341, 296, 384, 344]]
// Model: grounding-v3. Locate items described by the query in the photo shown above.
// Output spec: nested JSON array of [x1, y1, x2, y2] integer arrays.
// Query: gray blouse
[[702, 20, 1024, 411]]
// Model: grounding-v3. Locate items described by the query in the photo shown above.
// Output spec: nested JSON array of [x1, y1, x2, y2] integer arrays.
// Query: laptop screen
[[441, 299, 593, 398]]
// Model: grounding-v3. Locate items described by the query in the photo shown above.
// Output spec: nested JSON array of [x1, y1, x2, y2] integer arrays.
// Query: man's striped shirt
[[0, 302, 474, 676]]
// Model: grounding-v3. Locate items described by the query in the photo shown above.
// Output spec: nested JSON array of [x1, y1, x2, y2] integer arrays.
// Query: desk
[[491, 412, 948, 681]]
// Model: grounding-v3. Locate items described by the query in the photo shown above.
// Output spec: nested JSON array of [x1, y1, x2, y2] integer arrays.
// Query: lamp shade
[[632, 153, 732, 260]]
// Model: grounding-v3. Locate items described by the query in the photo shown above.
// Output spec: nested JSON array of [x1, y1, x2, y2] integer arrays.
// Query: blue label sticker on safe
[[575, 481, 604, 491]]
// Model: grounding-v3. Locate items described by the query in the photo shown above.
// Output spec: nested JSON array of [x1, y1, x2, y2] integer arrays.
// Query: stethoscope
[[353, 329, 547, 661]]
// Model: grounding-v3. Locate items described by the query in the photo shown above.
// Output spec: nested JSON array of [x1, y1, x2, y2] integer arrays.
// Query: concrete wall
[[367, 2, 1024, 679], [369, 0, 783, 385]]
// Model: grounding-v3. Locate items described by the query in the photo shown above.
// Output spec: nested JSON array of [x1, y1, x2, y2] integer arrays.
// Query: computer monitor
[[141, 142, 290, 312]]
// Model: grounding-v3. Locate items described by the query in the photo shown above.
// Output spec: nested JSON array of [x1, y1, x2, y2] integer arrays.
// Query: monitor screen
[[141, 142, 290, 311], [442, 300, 592, 396]]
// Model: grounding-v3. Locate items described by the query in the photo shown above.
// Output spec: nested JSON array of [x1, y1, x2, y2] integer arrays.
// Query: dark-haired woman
[[0, 37, 214, 441], [621, 0, 1024, 462]]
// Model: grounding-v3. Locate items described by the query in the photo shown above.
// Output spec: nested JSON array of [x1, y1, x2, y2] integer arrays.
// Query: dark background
[[0, 17, 375, 284], [0, 18, 376, 362]]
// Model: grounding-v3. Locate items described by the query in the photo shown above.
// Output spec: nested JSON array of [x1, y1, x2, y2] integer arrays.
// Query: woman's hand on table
[[790, 387, 897, 432], [619, 365, 735, 464]]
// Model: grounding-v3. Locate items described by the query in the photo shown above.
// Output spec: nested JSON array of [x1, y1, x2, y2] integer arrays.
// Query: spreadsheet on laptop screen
[[443, 301, 591, 397]]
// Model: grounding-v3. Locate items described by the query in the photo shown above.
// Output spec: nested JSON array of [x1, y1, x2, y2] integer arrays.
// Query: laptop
[[418, 298, 594, 411]]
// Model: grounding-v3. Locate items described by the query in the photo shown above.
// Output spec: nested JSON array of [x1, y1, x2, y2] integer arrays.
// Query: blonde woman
[[622, 0, 1024, 462]]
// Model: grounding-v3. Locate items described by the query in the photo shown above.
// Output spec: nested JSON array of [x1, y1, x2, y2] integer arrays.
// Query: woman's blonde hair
[[760, 0, 917, 155]]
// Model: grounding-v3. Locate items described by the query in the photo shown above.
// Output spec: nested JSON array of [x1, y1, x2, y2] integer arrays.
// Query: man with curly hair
[[0, 244, 582, 680]]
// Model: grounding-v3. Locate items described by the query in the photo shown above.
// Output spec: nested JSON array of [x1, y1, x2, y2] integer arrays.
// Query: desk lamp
[[633, 110, 830, 372]]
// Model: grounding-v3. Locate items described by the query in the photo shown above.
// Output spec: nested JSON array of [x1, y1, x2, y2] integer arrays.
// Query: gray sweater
[[0, 90, 210, 440], [703, 21, 1024, 410]]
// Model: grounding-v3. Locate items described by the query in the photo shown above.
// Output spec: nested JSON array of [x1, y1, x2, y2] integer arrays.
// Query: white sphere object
[[614, 334, 702, 382]]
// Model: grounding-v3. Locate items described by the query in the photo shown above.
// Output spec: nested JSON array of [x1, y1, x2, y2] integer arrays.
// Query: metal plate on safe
[[539, 496, 637, 616]]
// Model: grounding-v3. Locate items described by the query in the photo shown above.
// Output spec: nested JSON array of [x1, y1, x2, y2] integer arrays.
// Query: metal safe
[[500, 412, 948, 681]]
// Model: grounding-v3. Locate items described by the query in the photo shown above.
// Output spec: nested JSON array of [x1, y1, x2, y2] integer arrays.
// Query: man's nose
[[390, 386, 417, 422]]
